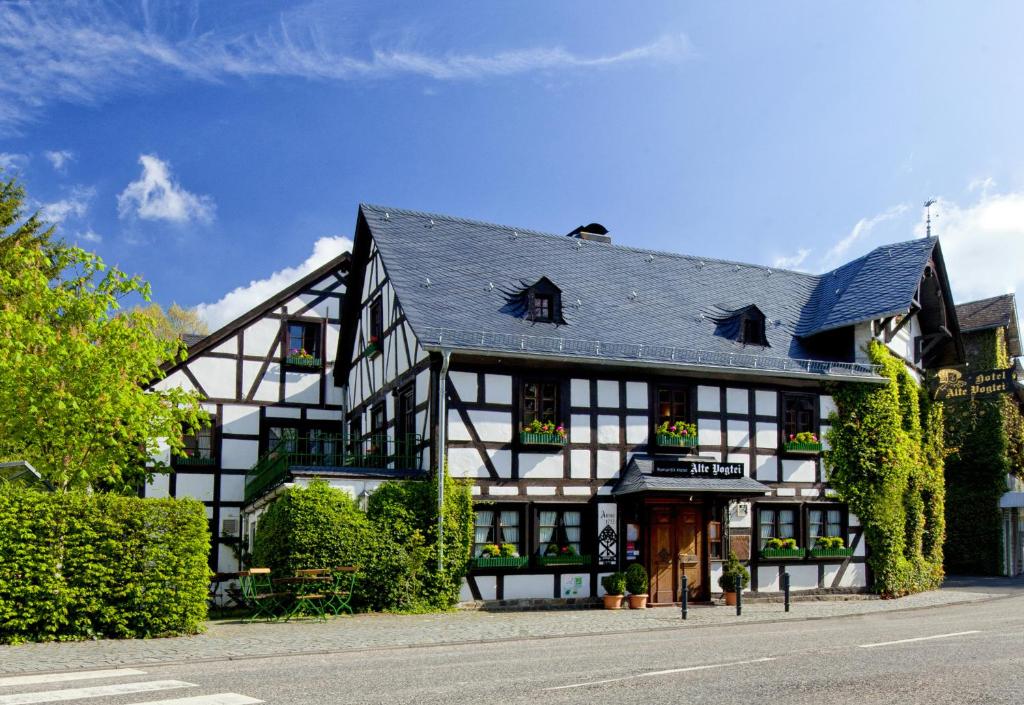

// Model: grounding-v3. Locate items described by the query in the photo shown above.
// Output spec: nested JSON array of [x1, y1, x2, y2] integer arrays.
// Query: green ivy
[[0, 487, 210, 644], [251, 468, 473, 613], [943, 327, 1015, 574], [826, 340, 945, 596]]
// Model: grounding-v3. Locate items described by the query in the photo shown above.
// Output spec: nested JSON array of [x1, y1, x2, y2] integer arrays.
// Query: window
[[371, 402, 386, 436], [394, 383, 416, 465], [266, 426, 339, 461], [369, 296, 384, 344], [759, 506, 797, 550], [531, 294, 553, 322], [522, 380, 559, 426], [181, 420, 215, 463], [348, 416, 363, 448], [656, 386, 689, 425], [537, 508, 582, 556], [741, 317, 767, 346], [781, 393, 817, 440], [286, 320, 321, 359], [808, 506, 845, 544], [473, 508, 521, 557]]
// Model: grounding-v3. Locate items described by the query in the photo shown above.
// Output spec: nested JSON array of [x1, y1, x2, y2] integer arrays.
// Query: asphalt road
[[2, 582, 1022, 705]]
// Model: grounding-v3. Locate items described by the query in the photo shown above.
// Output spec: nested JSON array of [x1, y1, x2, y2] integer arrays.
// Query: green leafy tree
[[0, 174, 207, 491], [125, 303, 209, 342]]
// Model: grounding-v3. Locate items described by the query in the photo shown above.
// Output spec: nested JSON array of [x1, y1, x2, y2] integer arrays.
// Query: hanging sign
[[933, 368, 1018, 400], [651, 460, 745, 479]]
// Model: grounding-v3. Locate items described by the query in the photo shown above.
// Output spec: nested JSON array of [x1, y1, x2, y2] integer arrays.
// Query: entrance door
[[648, 505, 704, 603]]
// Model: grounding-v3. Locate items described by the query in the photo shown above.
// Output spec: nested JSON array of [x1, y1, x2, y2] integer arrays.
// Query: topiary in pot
[[718, 551, 750, 606], [601, 572, 627, 609], [625, 563, 649, 609]]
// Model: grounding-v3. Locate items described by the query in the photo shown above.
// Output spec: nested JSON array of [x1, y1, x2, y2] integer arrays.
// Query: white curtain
[[779, 510, 795, 539], [563, 511, 581, 547], [809, 510, 823, 542], [827, 510, 842, 537], [538, 511, 557, 548], [474, 511, 493, 554], [760, 509, 774, 545], [499, 511, 519, 545]]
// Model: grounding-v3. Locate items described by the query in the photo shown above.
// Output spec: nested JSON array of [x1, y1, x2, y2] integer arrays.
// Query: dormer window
[[531, 294, 554, 322], [741, 316, 768, 346], [708, 304, 769, 347]]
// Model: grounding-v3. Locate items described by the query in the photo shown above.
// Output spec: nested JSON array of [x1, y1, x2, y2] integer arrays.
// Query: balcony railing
[[244, 433, 423, 503]]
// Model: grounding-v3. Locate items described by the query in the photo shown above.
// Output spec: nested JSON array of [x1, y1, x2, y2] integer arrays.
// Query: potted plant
[[784, 431, 822, 453], [760, 537, 806, 559], [474, 543, 529, 568], [718, 551, 750, 606], [286, 347, 320, 367], [538, 543, 588, 566], [520, 419, 567, 446], [810, 535, 853, 558], [365, 335, 381, 357], [625, 563, 649, 609], [601, 572, 627, 609], [656, 420, 699, 448]]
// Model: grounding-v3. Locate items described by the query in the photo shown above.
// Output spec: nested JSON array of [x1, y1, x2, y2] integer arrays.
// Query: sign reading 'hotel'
[[934, 367, 1018, 401], [652, 460, 745, 479]]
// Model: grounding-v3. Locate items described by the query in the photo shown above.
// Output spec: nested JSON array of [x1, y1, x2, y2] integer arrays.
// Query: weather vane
[[924, 198, 936, 237]]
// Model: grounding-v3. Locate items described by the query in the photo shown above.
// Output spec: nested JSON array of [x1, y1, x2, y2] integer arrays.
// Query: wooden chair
[[239, 568, 286, 622], [285, 569, 329, 622]]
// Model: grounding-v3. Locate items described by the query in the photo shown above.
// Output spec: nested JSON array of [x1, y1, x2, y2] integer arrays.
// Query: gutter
[[436, 348, 453, 569]]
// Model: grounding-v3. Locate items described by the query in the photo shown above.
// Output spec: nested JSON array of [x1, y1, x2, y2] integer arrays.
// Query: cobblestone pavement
[[0, 589, 995, 675]]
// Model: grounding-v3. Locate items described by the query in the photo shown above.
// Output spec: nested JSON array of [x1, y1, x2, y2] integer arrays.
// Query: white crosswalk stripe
[[0, 671, 148, 688], [0, 680, 195, 705], [0, 668, 264, 705]]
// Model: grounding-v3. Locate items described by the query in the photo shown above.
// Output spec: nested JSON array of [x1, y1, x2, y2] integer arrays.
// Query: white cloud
[[117, 154, 214, 224], [39, 185, 95, 223], [0, 2, 692, 133], [0, 152, 28, 171], [772, 248, 810, 271], [822, 204, 909, 268], [916, 189, 1024, 304], [77, 228, 102, 243], [195, 236, 353, 329], [43, 149, 74, 172]]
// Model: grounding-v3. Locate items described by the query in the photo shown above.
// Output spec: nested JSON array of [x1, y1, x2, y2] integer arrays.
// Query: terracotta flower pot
[[627, 594, 648, 609], [603, 594, 624, 610], [723, 591, 737, 606]]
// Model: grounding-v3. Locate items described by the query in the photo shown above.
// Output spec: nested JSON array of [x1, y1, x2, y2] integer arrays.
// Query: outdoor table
[[273, 575, 331, 621]]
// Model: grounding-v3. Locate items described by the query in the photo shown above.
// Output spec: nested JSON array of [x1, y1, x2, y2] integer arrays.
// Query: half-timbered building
[[318, 204, 962, 604], [145, 253, 350, 572]]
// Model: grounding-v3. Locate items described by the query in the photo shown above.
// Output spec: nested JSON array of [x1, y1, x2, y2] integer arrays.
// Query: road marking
[[543, 657, 776, 691], [0, 680, 195, 705], [0, 670, 147, 688], [858, 630, 981, 649], [123, 695, 263, 705]]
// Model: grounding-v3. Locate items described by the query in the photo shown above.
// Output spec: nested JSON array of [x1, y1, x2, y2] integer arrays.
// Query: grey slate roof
[[956, 293, 1020, 357], [361, 204, 939, 378], [613, 456, 771, 496]]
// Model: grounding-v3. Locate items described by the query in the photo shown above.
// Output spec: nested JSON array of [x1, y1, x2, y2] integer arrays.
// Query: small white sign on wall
[[562, 575, 584, 598]]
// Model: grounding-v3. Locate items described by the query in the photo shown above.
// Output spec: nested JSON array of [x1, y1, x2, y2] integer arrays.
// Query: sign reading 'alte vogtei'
[[652, 461, 745, 479], [934, 367, 1018, 401]]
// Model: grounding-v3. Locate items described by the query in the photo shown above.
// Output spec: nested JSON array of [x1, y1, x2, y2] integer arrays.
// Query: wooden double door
[[648, 503, 704, 604]]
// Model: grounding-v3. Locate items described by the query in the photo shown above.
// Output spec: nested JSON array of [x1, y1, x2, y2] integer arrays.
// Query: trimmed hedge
[[252, 470, 473, 613], [0, 487, 210, 644]]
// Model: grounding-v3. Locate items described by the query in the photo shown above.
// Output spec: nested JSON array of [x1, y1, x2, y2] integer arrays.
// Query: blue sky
[[3, 1, 1024, 328]]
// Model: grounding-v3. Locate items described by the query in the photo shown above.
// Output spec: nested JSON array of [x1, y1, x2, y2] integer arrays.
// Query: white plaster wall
[[726, 419, 750, 447], [176, 473, 215, 502], [571, 379, 590, 407], [306, 408, 342, 421], [729, 502, 752, 528], [462, 576, 497, 602], [625, 382, 647, 409], [484, 374, 512, 404], [755, 390, 777, 417], [787, 565, 819, 590], [570, 450, 591, 478], [448, 448, 489, 478], [698, 418, 721, 447], [152, 370, 195, 394], [839, 563, 867, 588], [265, 406, 301, 419], [284, 373, 320, 405], [625, 416, 647, 445], [520, 453, 563, 479], [245, 319, 280, 359], [504, 574, 555, 600], [597, 415, 619, 444], [221, 439, 260, 470], [781, 459, 816, 483], [221, 404, 260, 435], [823, 564, 841, 587], [213, 338, 238, 356], [596, 380, 619, 408], [697, 385, 720, 412], [757, 567, 780, 591], [570, 415, 591, 444], [147, 474, 170, 499], [756, 456, 778, 482], [726, 388, 748, 415], [467, 410, 513, 443], [189, 357, 237, 399], [253, 366, 282, 403], [727, 454, 750, 477], [449, 371, 477, 402], [221, 474, 245, 503], [596, 450, 621, 478]]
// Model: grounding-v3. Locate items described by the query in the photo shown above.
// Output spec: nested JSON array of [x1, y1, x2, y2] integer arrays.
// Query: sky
[[2, 1, 1024, 329]]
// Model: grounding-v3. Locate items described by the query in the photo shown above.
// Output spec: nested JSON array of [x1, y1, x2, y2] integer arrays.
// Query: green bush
[[719, 551, 750, 592], [252, 469, 473, 613], [625, 563, 649, 595], [0, 487, 210, 644], [601, 572, 627, 596]]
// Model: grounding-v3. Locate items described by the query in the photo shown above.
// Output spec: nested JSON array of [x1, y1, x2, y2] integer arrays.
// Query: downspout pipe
[[436, 349, 452, 570]]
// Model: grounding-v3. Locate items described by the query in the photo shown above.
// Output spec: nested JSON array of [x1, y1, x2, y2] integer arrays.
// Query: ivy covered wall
[[826, 340, 945, 596], [943, 326, 1024, 575]]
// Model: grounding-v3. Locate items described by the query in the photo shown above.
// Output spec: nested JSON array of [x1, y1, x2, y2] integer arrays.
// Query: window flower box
[[810, 547, 854, 558], [784, 441, 822, 453], [286, 354, 321, 368], [364, 336, 381, 357], [760, 547, 806, 559], [537, 554, 590, 567], [177, 454, 215, 466], [472, 556, 530, 569], [520, 431, 567, 446], [657, 434, 699, 448]]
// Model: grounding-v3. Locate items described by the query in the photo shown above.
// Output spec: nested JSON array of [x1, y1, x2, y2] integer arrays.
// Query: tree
[[126, 303, 210, 342], [0, 174, 208, 492]]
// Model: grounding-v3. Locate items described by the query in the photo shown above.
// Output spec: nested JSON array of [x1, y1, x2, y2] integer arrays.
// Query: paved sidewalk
[[0, 588, 996, 675]]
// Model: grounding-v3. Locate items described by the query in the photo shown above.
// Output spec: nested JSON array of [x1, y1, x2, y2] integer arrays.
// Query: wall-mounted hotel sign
[[934, 367, 1018, 401], [651, 460, 745, 479]]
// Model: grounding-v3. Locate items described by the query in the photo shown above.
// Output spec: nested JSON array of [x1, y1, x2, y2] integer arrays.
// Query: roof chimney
[[567, 222, 611, 244]]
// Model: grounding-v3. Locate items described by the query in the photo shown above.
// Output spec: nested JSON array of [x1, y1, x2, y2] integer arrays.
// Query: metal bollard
[[783, 572, 791, 612], [735, 574, 742, 616], [681, 575, 688, 620]]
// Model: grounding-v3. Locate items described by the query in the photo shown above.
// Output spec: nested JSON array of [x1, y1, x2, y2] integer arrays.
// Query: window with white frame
[[473, 508, 521, 557], [537, 508, 582, 556], [808, 506, 844, 544], [759, 506, 796, 549]]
